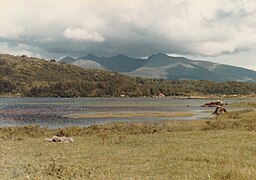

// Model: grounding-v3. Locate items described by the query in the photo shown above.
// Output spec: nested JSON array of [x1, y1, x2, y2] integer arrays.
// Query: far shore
[[1, 93, 256, 99]]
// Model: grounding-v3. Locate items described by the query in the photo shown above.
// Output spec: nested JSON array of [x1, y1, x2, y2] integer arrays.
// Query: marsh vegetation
[[0, 107, 255, 179], [65, 112, 194, 119]]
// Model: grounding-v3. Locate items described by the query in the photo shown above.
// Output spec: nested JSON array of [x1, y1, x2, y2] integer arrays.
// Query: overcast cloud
[[0, 0, 255, 70]]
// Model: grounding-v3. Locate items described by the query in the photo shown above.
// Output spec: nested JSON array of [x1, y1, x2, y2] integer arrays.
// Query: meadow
[[0, 103, 255, 179]]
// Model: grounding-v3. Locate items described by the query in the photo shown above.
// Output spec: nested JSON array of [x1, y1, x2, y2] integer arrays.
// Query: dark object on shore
[[44, 135, 74, 143], [212, 106, 227, 115], [201, 100, 224, 107], [201, 100, 227, 115]]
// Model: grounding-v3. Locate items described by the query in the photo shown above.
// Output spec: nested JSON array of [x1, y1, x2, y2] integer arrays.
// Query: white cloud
[[0, 42, 42, 58], [191, 41, 236, 56], [0, 25, 25, 39], [0, 0, 255, 69], [167, 53, 184, 57], [38, 37, 55, 43], [63, 27, 105, 42]]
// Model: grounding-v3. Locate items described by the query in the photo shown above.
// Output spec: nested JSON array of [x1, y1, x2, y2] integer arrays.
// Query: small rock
[[44, 135, 74, 143]]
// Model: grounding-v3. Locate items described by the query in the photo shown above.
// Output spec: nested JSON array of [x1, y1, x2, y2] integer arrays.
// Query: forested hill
[[1, 54, 256, 97]]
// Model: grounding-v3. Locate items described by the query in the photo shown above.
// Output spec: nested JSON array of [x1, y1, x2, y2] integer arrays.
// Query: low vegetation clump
[[229, 102, 256, 108], [204, 109, 256, 131], [0, 109, 256, 179]]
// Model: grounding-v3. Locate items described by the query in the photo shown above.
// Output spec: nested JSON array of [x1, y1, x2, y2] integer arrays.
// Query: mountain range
[[60, 53, 256, 82], [1, 53, 256, 97]]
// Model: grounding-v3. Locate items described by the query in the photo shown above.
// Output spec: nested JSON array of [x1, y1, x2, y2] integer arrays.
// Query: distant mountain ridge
[[59, 53, 256, 82], [79, 54, 147, 72], [1, 53, 256, 97], [60, 56, 76, 64]]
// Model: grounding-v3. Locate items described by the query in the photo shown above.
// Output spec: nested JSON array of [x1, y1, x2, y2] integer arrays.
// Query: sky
[[0, 0, 256, 70]]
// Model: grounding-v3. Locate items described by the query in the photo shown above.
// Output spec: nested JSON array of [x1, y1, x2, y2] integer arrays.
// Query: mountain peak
[[87, 53, 98, 58], [156, 52, 168, 56], [80, 53, 99, 60], [62, 56, 74, 60], [148, 53, 168, 59], [115, 54, 128, 58], [59, 56, 76, 63]]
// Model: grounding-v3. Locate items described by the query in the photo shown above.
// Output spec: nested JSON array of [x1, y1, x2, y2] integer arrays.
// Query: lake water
[[0, 97, 254, 128]]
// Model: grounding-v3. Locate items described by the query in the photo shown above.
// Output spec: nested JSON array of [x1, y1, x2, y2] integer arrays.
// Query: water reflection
[[0, 97, 254, 128]]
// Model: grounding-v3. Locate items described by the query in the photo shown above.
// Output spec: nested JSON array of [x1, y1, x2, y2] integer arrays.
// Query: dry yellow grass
[[1, 130, 255, 179], [0, 110, 256, 179], [229, 102, 256, 108]]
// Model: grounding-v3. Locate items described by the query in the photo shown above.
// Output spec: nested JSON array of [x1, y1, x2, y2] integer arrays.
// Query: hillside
[[130, 53, 222, 81], [60, 53, 256, 82], [59, 56, 76, 64], [0, 54, 141, 97], [72, 59, 106, 70], [1, 54, 256, 97]]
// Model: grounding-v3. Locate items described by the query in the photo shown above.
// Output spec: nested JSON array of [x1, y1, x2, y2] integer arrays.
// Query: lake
[[0, 97, 254, 128]]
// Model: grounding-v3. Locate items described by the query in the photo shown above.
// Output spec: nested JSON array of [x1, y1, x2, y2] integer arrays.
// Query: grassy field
[[0, 108, 256, 179], [229, 101, 256, 108]]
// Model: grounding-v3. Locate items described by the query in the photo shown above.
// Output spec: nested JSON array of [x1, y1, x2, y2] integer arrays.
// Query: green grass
[[0, 110, 256, 179]]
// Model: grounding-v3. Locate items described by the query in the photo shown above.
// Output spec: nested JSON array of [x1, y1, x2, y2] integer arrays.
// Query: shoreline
[[0, 106, 254, 130], [1, 93, 256, 99], [0, 99, 254, 129]]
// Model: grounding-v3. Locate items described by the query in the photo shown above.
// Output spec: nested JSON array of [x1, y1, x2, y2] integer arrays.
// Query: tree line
[[1, 76, 256, 97]]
